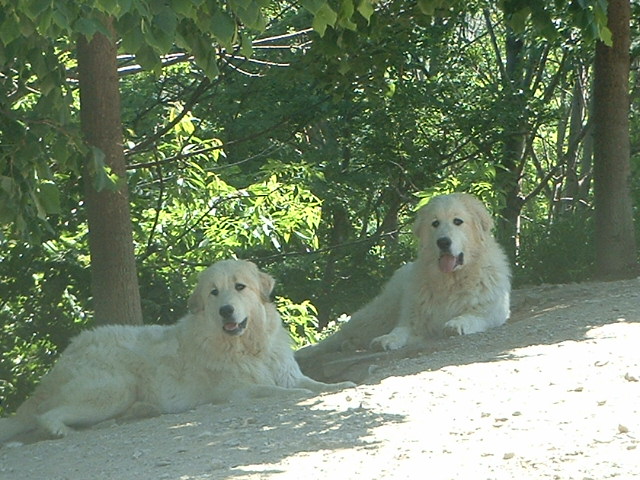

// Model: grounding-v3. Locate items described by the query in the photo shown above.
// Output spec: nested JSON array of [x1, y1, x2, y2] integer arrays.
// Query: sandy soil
[[1, 277, 639, 480]]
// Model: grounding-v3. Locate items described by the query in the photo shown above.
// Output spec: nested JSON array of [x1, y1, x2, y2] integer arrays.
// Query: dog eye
[[431, 220, 440, 228], [235, 283, 246, 291], [210, 288, 219, 296], [453, 218, 464, 226]]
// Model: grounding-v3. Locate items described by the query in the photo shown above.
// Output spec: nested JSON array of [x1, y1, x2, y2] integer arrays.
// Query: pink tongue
[[439, 254, 457, 273], [224, 322, 238, 331]]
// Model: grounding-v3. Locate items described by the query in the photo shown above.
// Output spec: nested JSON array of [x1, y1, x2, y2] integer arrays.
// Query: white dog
[[297, 193, 511, 357], [0, 260, 353, 442]]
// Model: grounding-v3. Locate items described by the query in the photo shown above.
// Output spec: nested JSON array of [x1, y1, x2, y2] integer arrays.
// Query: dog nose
[[437, 237, 452, 251], [219, 305, 235, 318]]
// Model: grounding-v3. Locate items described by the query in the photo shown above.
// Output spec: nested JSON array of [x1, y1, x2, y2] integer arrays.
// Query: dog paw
[[39, 417, 72, 438], [321, 381, 357, 392], [443, 316, 485, 336], [370, 333, 406, 351], [337, 381, 357, 389], [443, 320, 465, 337]]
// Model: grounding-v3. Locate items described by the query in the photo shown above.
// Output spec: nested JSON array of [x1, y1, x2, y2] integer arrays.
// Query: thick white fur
[[297, 193, 511, 357], [0, 260, 353, 442]]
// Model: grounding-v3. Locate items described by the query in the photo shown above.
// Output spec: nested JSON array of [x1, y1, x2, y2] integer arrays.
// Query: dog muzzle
[[439, 252, 464, 273], [222, 318, 248, 335]]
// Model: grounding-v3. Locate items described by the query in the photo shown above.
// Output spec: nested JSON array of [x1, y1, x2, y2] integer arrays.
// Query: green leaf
[[505, 8, 530, 33], [86, 147, 120, 192], [186, 34, 220, 78], [338, 0, 357, 30], [0, 176, 18, 197], [51, 5, 73, 31], [530, 3, 556, 40], [154, 8, 178, 37], [418, 0, 448, 16], [235, 1, 266, 31], [18, 17, 36, 37], [300, 0, 326, 15], [599, 25, 613, 46], [120, 21, 145, 53], [0, 15, 22, 45], [149, 8, 177, 52], [239, 32, 254, 58], [417, 0, 436, 16], [135, 44, 162, 72], [357, 0, 374, 23], [211, 11, 237, 49], [96, 0, 121, 16], [74, 17, 104, 41], [171, 0, 194, 17], [37, 181, 61, 215], [23, 0, 50, 22], [312, 4, 338, 36]]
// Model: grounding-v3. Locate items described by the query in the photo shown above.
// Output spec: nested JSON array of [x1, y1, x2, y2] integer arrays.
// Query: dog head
[[188, 259, 275, 337], [413, 193, 494, 273]]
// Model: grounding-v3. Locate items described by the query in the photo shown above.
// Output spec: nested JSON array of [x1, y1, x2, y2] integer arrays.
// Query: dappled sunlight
[[2, 277, 640, 479]]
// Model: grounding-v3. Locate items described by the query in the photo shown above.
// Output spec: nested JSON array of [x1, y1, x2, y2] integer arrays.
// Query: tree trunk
[[77, 18, 143, 325], [495, 29, 526, 263], [592, 0, 639, 279], [562, 69, 587, 212], [315, 203, 350, 330]]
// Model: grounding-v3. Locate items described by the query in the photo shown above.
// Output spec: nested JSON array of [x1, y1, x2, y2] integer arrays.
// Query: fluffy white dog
[[298, 193, 511, 357], [0, 260, 353, 442]]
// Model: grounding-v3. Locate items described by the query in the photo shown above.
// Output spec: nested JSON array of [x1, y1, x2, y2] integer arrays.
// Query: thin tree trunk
[[496, 29, 526, 262], [77, 18, 143, 325], [563, 70, 586, 211], [315, 203, 350, 330], [592, 0, 639, 279]]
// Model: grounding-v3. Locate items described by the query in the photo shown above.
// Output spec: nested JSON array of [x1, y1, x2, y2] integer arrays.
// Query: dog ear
[[412, 206, 428, 239], [188, 268, 209, 314], [258, 271, 275, 300], [474, 200, 494, 233], [188, 284, 205, 313], [464, 195, 494, 234]]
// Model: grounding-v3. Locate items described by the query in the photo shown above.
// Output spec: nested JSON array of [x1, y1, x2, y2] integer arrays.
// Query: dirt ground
[[1, 276, 639, 480]]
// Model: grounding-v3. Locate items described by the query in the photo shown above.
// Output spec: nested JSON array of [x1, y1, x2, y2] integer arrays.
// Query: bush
[[516, 211, 595, 285]]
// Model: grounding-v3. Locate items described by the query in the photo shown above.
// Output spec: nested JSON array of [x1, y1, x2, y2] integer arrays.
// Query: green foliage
[[501, 0, 612, 44], [278, 297, 320, 348], [0, 0, 369, 241], [517, 212, 595, 285], [0, 240, 91, 414]]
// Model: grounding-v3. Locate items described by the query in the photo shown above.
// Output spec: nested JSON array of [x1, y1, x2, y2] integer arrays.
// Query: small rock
[[624, 372, 638, 382], [618, 424, 629, 434], [503, 452, 515, 460], [242, 417, 256, 426]]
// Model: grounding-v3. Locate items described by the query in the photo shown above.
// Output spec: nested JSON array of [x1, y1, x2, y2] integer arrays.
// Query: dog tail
[[0, 416, 37, 443], [295, 325, 356, 360]]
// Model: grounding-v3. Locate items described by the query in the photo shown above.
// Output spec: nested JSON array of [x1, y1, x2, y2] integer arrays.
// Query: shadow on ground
[[297, 277, 640, 385]]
